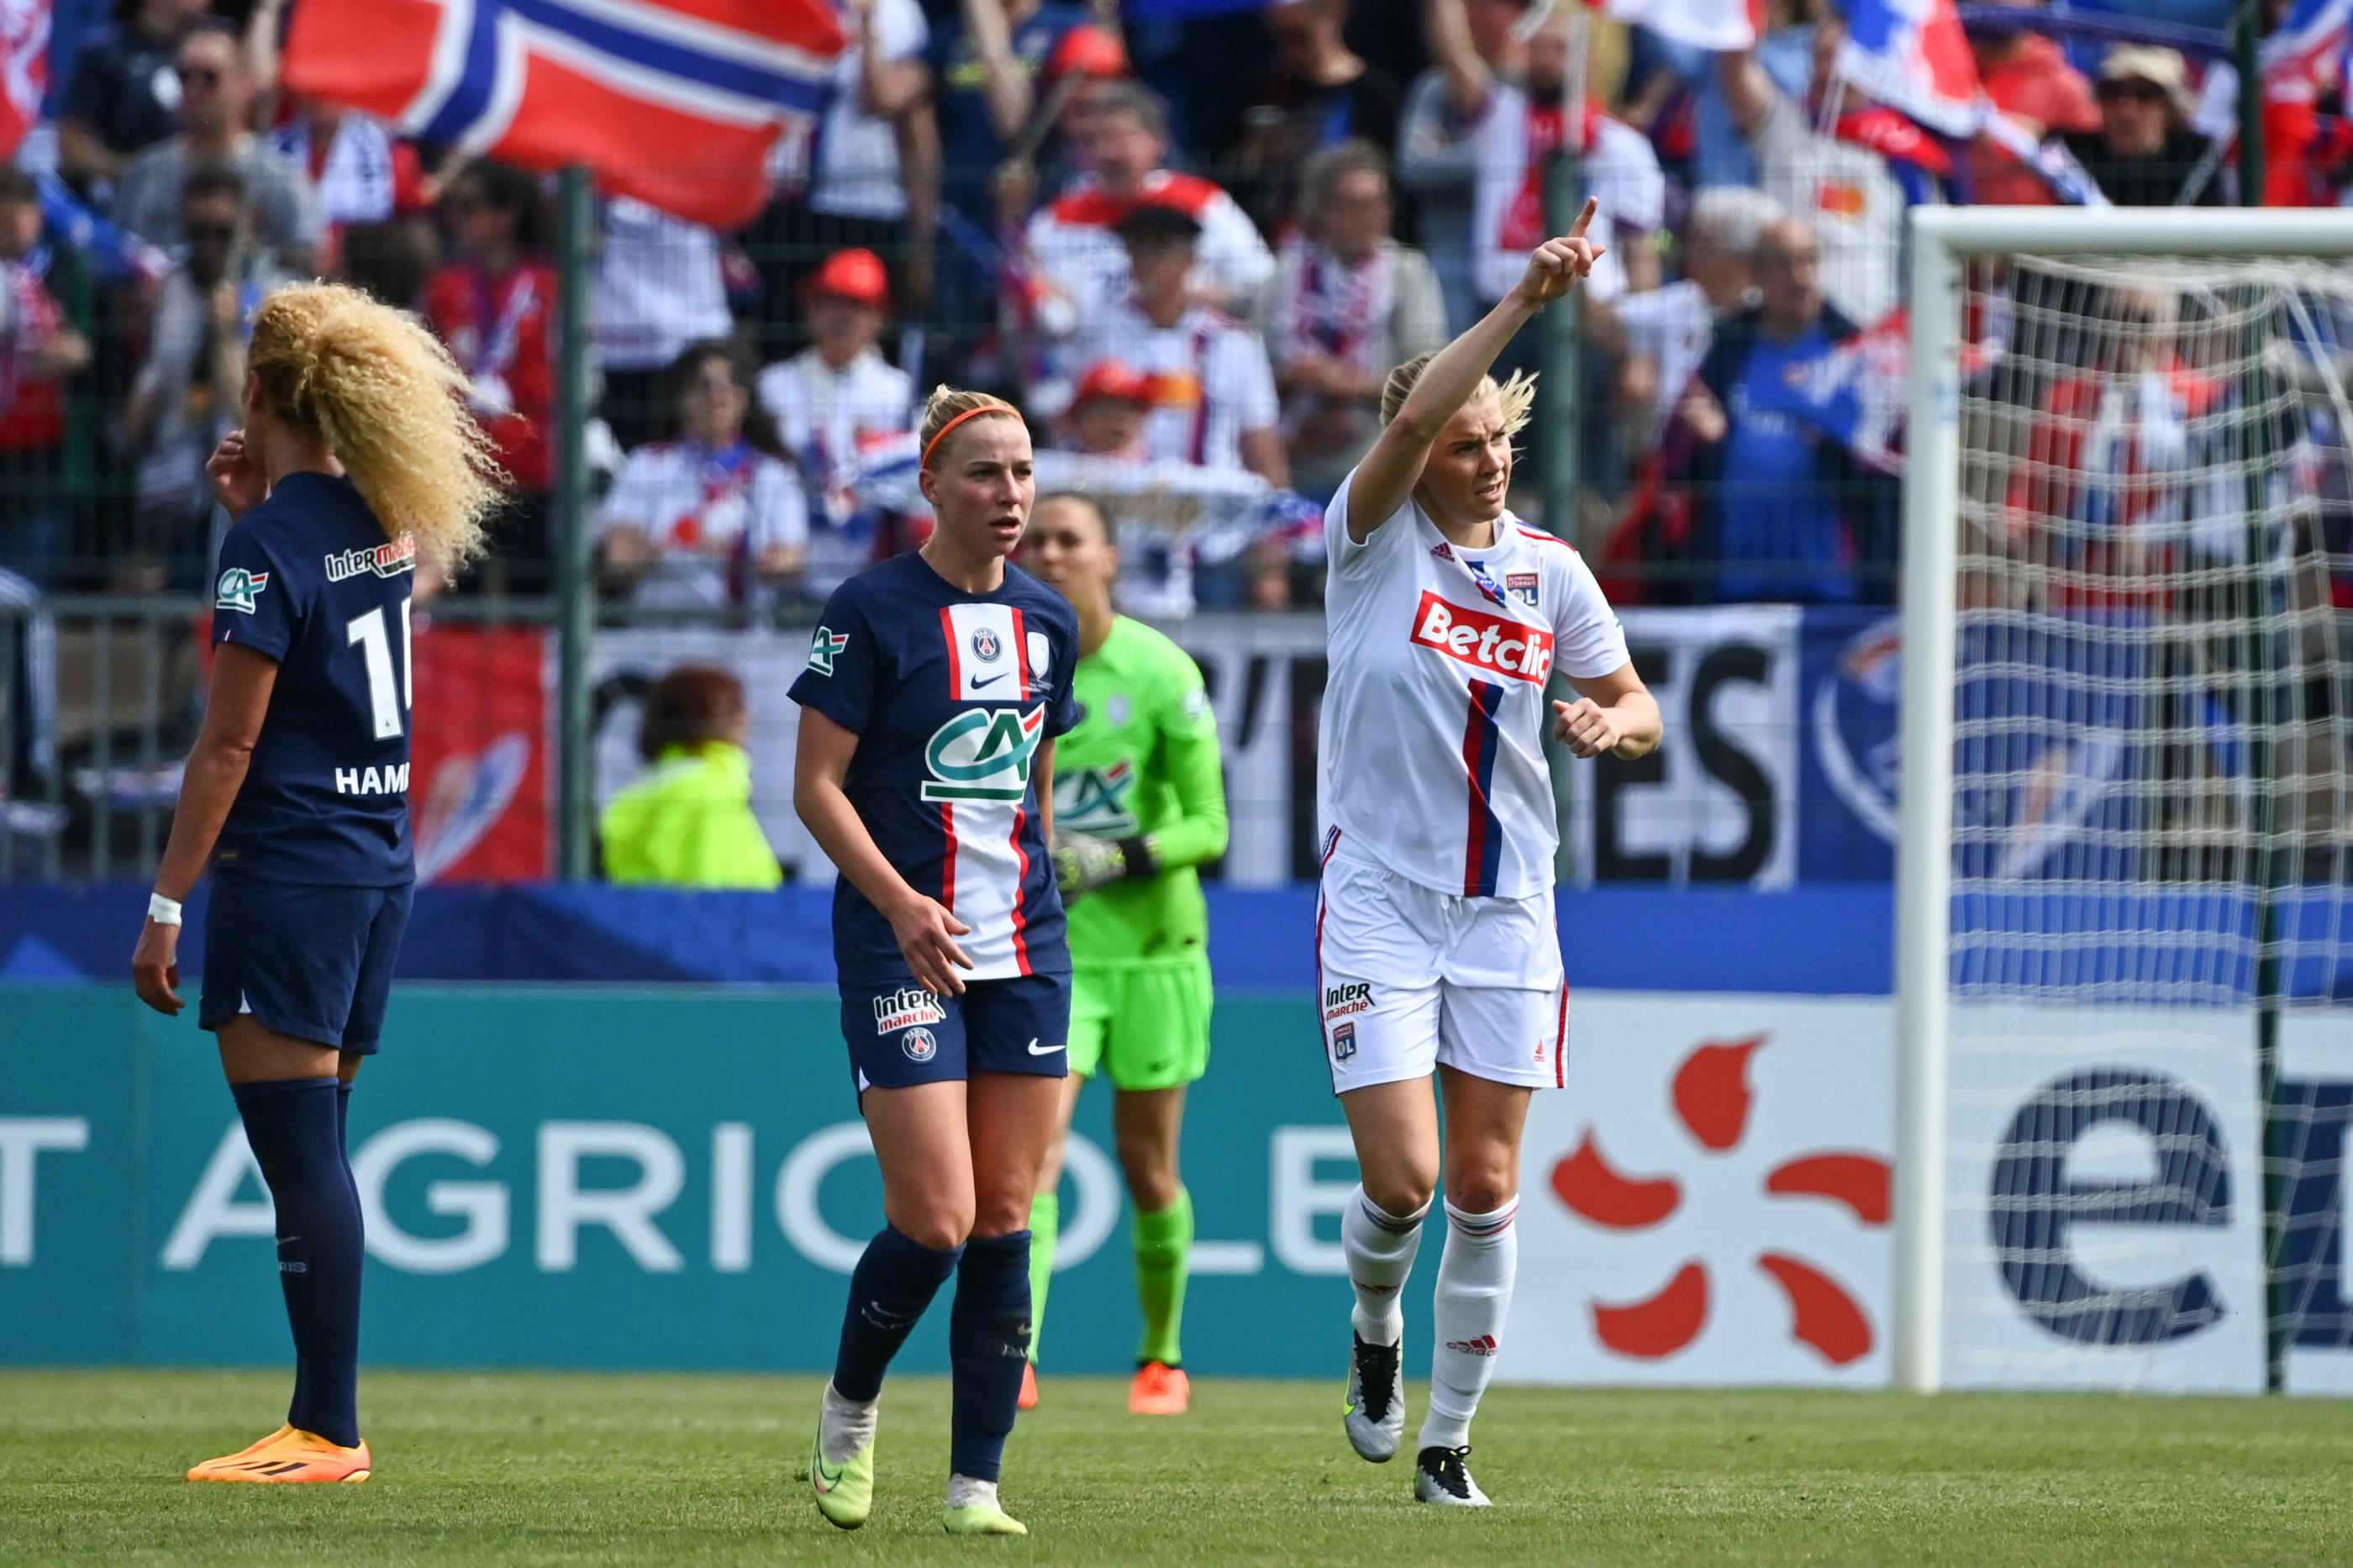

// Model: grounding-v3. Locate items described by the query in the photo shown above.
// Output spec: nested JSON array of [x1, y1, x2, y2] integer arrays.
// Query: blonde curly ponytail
[[246, 282, 503, 571]]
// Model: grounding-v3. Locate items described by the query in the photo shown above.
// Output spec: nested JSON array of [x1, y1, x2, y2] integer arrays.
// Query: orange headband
[[920, 403, 1016, 471]]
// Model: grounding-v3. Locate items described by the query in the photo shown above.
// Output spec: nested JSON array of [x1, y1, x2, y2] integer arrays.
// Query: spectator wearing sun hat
[[756, 248, 916, 598], [2063, 46, 2224, 208]]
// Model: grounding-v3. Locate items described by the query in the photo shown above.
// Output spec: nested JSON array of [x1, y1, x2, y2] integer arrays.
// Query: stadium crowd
[[0, 0, 2324, 614]]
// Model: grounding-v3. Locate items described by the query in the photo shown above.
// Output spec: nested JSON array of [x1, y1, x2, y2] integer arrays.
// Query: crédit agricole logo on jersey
[[922, 706, 1045, 802], [1055, 756, 1138, 835]]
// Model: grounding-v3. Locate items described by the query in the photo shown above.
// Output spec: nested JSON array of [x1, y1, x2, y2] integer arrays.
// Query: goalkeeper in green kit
[[1020, 492, 1229, 1417]]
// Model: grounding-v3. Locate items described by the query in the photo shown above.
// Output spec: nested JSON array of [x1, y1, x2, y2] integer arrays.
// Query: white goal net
[[1901, 210, 2353, 1394]]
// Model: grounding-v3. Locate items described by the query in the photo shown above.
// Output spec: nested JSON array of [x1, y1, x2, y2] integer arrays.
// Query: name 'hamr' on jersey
[[209, 471, 419, 887], [1319, 466, 1631, 899]]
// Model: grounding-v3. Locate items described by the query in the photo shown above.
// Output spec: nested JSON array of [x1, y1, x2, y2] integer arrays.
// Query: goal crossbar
[[1898, 207, 2353, 1393]]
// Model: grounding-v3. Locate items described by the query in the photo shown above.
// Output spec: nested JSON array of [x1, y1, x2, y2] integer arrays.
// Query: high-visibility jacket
[[598, 742, 782, 889]]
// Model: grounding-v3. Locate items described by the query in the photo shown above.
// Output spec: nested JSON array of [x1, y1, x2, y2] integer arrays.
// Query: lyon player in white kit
[[1319, 203, 1661, 1506]]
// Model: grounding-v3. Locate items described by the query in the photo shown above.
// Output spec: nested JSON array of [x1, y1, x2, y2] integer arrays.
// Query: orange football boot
[[1018, 1361, 1040, 1410], [1129, 1361, 1189, 1415], [187, 1424, 372, 1482]]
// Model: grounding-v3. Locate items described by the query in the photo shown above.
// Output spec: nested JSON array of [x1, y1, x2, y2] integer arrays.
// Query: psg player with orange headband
[[789, 387, 1082, 1537]]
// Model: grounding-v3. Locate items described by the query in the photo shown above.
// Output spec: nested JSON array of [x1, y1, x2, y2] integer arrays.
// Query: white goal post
[[1898, 207, 2353, 1394]]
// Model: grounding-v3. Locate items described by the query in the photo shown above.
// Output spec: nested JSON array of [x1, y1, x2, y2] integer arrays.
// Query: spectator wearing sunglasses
[[2061, 46, 2224, 208], [123, 166, 295, 591], [113, 23, 324, 271]]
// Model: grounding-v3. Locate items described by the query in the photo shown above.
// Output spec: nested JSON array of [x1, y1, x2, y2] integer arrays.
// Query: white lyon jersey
[[1319, 471, 1629, 898]]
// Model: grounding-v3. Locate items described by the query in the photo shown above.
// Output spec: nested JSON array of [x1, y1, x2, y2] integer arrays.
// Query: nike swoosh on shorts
[[1027, 1039, 1065, 1055]]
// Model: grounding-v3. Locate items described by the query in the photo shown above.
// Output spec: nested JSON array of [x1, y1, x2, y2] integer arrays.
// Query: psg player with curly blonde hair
[[133, 282, 499, 1483]]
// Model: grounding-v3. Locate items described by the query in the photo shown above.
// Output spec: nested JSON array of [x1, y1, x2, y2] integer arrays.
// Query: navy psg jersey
[[211, 472, 417, 887], [790, 551, 1082, 984]]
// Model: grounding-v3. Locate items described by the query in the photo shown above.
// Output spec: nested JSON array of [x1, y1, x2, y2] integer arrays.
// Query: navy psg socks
[[834, 1224, 962, 1402], [232, 1076, 364, 1449], [949, 1231, 1034, 1482]]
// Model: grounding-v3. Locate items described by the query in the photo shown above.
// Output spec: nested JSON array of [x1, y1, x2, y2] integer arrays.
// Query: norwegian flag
[[1580, 0, 1756, 53], [2267, 0, 2353, 84], [1834, 0, 1982, 139], [0, 0, 46, 161], [283, 0, 846, 230]]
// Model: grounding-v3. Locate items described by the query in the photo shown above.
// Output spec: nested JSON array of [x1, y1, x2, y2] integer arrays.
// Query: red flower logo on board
[[1549, 1034, 1890, 1366]]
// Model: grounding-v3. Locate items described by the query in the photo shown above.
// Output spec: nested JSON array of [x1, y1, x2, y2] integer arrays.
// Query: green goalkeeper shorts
[[1066, 960, 1213, 1090]]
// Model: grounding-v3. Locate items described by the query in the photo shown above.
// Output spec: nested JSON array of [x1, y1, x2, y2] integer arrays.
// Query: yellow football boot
[[187, 1424, 372, 1482]]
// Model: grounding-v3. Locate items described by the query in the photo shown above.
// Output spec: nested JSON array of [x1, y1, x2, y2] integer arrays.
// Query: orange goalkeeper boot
[[187, 1424, 372, 1482], [1129, 1361, 1189, 1415]]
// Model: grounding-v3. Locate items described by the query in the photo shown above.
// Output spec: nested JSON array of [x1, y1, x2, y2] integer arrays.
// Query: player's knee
[[967, 1191, 1034, 1242], [1115, 1138, 1178, 1205], [891, 1204, 974, 1253], [1444, 1169, 1516, 1216], [1364, 1169, 1437, 1219]]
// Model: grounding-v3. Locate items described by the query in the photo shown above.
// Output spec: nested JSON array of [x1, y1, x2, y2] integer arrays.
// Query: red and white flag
[[1580, 0, 1756, 53], [0, 0, 48, 161], [1834, 0, 1982, 139], [284, 0, 845, 231]]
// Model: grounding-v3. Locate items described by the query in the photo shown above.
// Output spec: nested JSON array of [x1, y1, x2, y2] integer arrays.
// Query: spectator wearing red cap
[[1033, 359, 1275, 618], [1071, 203, 1286, 487], [1027, 81, 1277, 338], [748, 0, 936, 358], [600, 341, 808, 610], [757, 250, 917, 598], [1061, 359, 1152, 460]]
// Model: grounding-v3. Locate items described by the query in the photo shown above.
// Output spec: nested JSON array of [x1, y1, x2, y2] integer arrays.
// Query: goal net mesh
[[1945, 250, 2353, 1387]]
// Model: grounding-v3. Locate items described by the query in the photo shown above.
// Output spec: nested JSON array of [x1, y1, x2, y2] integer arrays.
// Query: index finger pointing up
[[1566, 195, 1599, 240]]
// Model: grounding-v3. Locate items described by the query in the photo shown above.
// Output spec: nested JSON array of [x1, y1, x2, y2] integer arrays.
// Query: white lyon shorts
[[1313, 849, 1567, 1094]]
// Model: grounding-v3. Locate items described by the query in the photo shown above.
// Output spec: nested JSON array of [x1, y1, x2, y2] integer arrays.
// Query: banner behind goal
[[1898, 209, 2353, 1394]]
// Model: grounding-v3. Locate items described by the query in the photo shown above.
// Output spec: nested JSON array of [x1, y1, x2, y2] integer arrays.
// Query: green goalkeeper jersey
[[1051, 616, 1228, 969]]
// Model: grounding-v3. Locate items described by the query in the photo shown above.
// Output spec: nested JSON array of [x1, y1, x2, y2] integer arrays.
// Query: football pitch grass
[[5, 1370, 2352, 1565]]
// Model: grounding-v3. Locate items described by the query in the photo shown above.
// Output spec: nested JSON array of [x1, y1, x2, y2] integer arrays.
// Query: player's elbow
[[199, 732, 258, 772]]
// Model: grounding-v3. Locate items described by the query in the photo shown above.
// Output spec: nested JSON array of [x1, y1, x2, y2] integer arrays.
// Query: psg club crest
[[971, 628, 1003, 663], [900, 1026, 939, 1063]]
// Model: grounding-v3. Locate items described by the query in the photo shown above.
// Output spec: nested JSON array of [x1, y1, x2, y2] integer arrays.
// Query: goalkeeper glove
[[1050, 832, 1158, 900]]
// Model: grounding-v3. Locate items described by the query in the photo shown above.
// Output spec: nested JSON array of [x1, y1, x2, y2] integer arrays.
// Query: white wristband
[[147, 892, 182, 927]]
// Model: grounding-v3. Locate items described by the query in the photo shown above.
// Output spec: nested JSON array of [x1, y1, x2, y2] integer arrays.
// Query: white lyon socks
[[1342, 1184, 1429, 1345], [1419, 1197, 1519, 1452]]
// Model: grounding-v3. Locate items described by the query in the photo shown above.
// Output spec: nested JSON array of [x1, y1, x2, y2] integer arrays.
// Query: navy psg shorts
[[839, 971, 1071, 1092], [198, 871, 413, 1055]]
